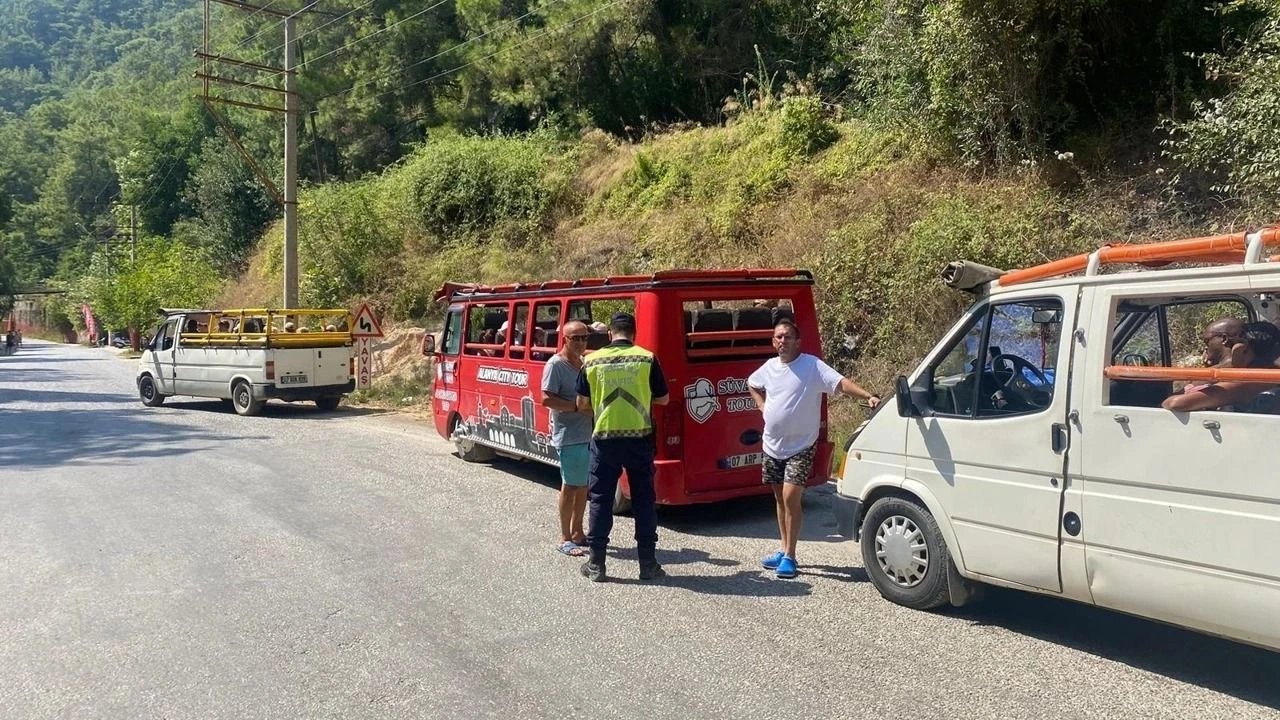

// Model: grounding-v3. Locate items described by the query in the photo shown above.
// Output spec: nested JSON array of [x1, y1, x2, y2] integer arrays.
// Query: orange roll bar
[[1001, 226, 1280, 287], [1105, 365, 1280, 383]]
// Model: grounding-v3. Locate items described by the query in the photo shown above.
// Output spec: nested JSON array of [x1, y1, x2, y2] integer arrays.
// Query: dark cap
[[609, 312, 636, 331]]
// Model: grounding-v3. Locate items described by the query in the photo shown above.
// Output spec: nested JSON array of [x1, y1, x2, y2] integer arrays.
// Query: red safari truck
[[423, 269, 834, 511]]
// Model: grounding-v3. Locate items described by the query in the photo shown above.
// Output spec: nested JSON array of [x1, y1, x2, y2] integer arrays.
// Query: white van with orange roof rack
[[834, 225, 1280, 652]]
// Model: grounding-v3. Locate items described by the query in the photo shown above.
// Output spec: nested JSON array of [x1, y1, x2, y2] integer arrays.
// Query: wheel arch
[[228, 374, 257, 397], [863, 477, 969, 576]]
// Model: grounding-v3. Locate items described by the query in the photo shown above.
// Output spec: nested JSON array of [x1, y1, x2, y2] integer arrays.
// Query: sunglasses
[[566, 334, 589, 341]]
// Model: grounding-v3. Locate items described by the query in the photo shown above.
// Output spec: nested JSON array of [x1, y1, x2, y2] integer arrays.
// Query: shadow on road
[[163, 399, 394, 419], [593, 557, 815, 597], [0, 387, 135, 405], [952, 588, 1280, 709], [486, 456, 847, 543], [661, 486, 847, 545], [0, 406, 263, 469]]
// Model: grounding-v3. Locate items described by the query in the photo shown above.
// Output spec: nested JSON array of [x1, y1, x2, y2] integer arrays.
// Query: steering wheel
[[989, 353, 1052, 409]]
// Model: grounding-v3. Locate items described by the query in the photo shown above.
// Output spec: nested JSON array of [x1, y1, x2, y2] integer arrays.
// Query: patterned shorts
[[762, 444, 816, 486]]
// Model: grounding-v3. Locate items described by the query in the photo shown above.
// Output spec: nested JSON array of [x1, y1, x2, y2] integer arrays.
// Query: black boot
[[638, 551, 665, 581], [581, 550, 607, 582]]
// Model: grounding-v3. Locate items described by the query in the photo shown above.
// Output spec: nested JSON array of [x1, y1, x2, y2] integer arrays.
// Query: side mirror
[[421, 333, 436, 355], [895, 375, 922, 418]]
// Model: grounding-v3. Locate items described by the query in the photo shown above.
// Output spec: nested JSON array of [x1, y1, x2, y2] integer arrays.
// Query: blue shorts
[[558, 443, 590, 487]]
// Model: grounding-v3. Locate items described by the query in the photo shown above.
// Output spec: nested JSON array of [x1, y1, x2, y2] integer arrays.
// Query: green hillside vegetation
[[1, 0, 1279, 425]]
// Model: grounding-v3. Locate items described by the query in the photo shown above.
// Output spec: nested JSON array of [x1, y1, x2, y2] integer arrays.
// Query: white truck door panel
[[1077, 278, 1280, 650], [906, 288, 1076, 593]]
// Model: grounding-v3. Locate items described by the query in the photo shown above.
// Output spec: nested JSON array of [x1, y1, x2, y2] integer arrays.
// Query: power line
[[227, 0, 322, 54], [316, 0, 573, 103], [256, 0, 453, 82], [347, 0, 631, 106], [209, 0, 288, 49], [248, 0, 378, 65]]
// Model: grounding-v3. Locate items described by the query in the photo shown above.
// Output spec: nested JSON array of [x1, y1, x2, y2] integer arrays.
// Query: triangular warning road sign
[[350, 303, 384, 338]]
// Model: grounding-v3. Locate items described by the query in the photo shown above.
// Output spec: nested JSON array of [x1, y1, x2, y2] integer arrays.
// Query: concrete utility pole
[[283, 15, 298, 309], [198, 0, 301, 308], [129, 204, 137, 264]]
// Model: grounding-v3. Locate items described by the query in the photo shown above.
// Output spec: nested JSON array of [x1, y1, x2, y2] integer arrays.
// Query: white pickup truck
[[136, 308, 355, 416]]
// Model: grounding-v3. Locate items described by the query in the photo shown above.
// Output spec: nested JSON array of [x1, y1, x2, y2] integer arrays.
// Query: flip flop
[[558, 541, 586, 557]]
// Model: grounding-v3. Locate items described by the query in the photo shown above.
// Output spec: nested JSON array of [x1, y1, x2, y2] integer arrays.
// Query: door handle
[[1202, 420, 1221, 430], [1051, 422, 1068, 453], [1112, 414, 1129, 424]]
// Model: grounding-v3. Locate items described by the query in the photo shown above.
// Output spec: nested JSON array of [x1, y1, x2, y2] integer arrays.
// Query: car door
[[151, 318, 179, 395], [905, 288, 1077, 592], [1076, 276, 1280, 649]]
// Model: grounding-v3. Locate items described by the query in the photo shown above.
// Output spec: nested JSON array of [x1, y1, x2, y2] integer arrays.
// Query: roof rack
[[434, 268, 813, 303], [998, 226, 1280, 288]]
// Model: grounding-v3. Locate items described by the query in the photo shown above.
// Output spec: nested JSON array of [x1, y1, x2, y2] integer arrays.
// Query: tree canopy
[[0, 0, 1277, 314]]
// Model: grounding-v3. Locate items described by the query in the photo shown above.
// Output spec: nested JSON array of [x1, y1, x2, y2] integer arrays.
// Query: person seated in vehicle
[[1163, 320, 1280, 412]]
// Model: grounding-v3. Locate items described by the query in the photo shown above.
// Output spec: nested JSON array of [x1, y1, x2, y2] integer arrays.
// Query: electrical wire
[[255, 0, 454, 81], [247, 0, 378, 65], [316, 0, 574, 102], [355, 0, 630, 103]]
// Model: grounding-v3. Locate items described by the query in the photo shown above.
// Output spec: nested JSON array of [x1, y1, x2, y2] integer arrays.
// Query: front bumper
[[832, 490, 864, 540], [262, 379, 355, 401]]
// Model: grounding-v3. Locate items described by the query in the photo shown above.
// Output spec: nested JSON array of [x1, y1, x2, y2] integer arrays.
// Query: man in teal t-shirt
[[541, 319, 594, 556]]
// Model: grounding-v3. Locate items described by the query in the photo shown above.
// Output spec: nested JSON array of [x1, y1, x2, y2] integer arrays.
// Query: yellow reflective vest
[[583, 344, 655, 439]]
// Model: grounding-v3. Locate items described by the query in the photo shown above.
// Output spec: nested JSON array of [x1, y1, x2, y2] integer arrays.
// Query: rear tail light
[[265, 360, 275, 380], [662, 403, 683, 459], [349, 357, 354, 376]]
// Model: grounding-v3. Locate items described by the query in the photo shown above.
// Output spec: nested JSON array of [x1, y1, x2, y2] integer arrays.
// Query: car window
[[925, 299, 1063, 418]]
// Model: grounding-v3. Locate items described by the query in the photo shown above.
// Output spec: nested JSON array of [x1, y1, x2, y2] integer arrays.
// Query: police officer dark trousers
[[575, 312, 670, 582]]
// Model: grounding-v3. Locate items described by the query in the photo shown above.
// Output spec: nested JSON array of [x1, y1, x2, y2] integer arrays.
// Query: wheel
[[450, 414, 494, 463], [315, 395, 341, 411], [138, 375, 165, 407], [612, 480, 633, 516], [232, 380, 265, 417], [860, 495, 950, 610]]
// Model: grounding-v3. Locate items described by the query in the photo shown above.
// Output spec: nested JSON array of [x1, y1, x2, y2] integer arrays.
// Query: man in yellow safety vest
[[575, 312, 670, 582]]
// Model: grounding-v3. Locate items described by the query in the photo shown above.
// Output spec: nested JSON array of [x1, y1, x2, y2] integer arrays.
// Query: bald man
[[1202, 317, 1246, 368]]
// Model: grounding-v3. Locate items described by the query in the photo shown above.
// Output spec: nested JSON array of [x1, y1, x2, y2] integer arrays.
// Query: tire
[[860, 495, 951, 610], [450, 415, 495, 463], [315, 395, 342, 412], [138, 375, 165, 407], [612, 481, 633, 516], [232, 380, 265, 417]]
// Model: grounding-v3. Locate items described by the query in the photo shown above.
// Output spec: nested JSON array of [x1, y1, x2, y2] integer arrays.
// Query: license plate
[[721, 452, 763, 469], [279, 374, 309, 385]]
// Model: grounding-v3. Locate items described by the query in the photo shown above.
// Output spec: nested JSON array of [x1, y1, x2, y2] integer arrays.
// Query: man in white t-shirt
[[748, 319, 880, 579]]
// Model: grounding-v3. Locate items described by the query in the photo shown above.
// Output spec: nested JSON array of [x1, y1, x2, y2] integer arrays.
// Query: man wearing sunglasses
[[749, 319, 880, 579], [576, 312, 670, 582], [541, 320, 593, 557]]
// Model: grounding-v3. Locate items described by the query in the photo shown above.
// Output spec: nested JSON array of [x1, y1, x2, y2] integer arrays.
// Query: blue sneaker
[[761, 550, 785, 570], [775, 555, 798, 579]]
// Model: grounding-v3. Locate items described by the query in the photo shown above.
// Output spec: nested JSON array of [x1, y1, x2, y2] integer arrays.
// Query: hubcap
[[141, 380, 153, 399], [237, 388, 248, 407], [874, 514, 929, 588]]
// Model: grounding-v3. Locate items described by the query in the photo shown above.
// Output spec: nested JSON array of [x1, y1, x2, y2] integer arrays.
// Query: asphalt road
[[1, 340, 1278, 719]]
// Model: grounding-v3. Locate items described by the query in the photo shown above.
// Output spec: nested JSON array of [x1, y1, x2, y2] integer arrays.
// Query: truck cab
[[835, 227, 1280, 652]]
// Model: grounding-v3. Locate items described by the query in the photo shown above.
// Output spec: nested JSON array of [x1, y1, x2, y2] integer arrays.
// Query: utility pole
[[129, 204, 137, 264], [198, 0, 300, 308], [283, 15, 298, 309]]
